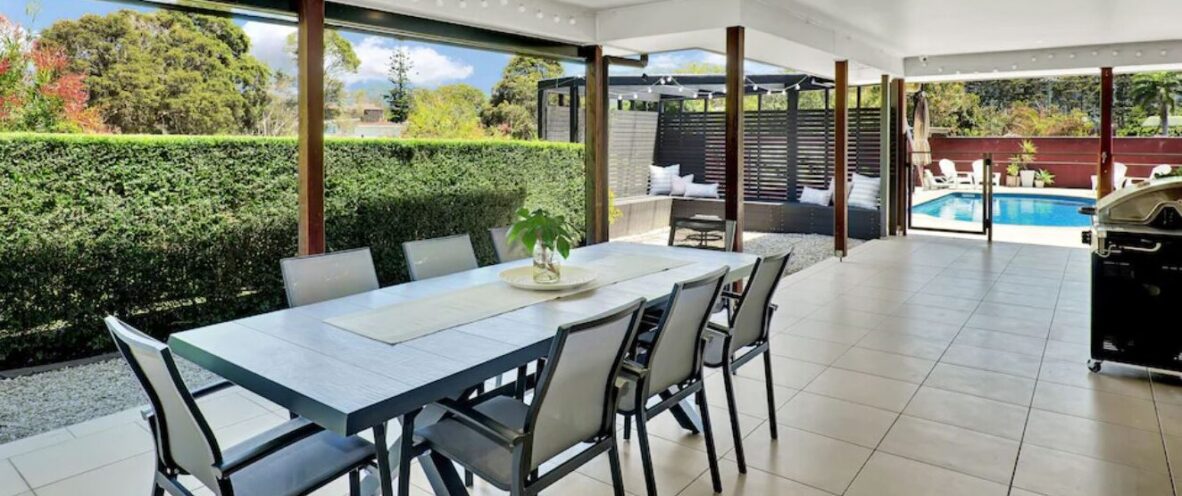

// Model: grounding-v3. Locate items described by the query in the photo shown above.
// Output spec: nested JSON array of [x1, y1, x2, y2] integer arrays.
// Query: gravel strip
[[0, 231, 855, 446]]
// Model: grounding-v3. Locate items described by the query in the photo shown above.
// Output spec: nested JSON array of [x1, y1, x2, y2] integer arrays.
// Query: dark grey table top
[[170, 242, 758, 435]]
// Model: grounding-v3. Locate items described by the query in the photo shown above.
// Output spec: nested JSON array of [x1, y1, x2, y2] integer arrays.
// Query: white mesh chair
[[618, 268, 729, 496], [280, 248, 379, 307], [407, 299, 646, 496], [105, 316, 375, 496], [489, 226, 529, 263], [402, 234, 479, 281], [701, 251, 791, 474]]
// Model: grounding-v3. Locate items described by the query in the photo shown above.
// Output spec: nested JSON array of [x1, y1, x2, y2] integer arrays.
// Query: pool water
[[913, 192, 1095, 227]]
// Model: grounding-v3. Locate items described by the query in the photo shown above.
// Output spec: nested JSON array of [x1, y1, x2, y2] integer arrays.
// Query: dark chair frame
[[407, 299, 646, 496], [618, 268, 729, 496], [701, 251, 791, 474]]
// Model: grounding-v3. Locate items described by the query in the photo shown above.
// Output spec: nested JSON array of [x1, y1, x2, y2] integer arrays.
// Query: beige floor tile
[[1023, 409, 1168, 474], [1037, 359, 1152, 400], [703, 373, 794, 420], [953, 328, 1045, 357], [804, 368, 917, 412], [735, 355, 826, 390], [869, 315, 962, 342], [805, 306, 890, 330], [1047, 322, 1089, 345], [678, 464, 833, 496], [1013, 444, 1173, 496], [0, 430, 73, 461], [582, 433, 706, 495], [832, 347, 935, 384], [891, 302, 973, 327], [904, 292, 984, 312], [776, 392, 897, 448], [783, 319, 872, 345], [940, 344, 1042, 379], [1163, 434, 1182, 495], [641, 404, 759, 458], [197, 391, 275, 428], [9, 422, 152, 488], [1032, 382, 1160, 432], [734, 424, 870, 494], [1155, 402, 1182, 437], [878, 415, 1019, 484], [1150, 372, 1182, 406], [1043, 339, 1090, 363], [0, 460, 29, 496], [64, 408, 146, 439], [854, 330, 949, 360], [903, 386, 1028, 440], [972, 301, 1054, 323], [844, 452, 1008, 496], [964, 313, 1050, 338], [767, 334, 850, 365], [31, 452, 155, 496], [921, 361, 1035, 406]]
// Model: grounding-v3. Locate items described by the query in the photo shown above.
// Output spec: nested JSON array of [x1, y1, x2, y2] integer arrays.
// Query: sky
[[3, 0, 784, 94]]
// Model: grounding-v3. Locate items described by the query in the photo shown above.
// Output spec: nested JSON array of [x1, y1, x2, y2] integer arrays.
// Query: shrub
[[0, 133, 583, 368]]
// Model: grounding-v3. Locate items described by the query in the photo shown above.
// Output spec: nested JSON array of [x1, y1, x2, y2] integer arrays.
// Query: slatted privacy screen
[[543, 106, 658, 198]]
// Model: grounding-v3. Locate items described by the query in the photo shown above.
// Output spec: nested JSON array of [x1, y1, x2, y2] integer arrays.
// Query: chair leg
[[623, 414, 632, 440], [608, 439, 626, 496], [635, 410, 658, 496], [696, 388, 723, 494], [465, 469, 474, 487], [720, 364, 747, 474], [349, 470, 361, 496], [762, 350, 778, 440]]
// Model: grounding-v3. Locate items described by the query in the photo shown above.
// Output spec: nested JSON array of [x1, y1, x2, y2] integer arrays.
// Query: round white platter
[[499, 265, 597, 291]]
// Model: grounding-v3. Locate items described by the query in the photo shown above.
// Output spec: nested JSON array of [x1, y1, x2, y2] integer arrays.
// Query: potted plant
[[1006, 163, 1021, 187], [1013, 139, 1038, 187], [507, 208, 580, 284], [1034, 169, 1055, 188]]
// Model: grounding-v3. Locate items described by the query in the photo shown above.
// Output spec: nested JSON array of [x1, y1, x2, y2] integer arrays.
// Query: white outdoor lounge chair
[[402, 234, 479, 281], [1093, 162, 1130, 190], [923, 169, 951, 190], [939, 159, 974, 188], [970, 159, 1001, 187]]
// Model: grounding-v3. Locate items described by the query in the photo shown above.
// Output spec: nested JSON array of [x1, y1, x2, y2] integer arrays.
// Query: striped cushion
[[849, 173, 881, 209], [648, 164, 680, 195]]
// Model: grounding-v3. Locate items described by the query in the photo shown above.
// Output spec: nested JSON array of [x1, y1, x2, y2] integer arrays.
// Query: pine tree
[[385, 46, 413, 123]]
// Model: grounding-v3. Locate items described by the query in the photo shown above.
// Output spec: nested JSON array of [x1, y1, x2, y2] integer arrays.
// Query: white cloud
[[241, 22, 473, 86]]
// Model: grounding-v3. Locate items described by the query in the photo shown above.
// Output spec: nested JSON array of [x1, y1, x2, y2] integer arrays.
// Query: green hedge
[[0, 134, 584, 368]]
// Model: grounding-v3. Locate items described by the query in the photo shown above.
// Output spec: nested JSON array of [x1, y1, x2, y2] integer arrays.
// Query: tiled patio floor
[[3, 234, 1180, 496]]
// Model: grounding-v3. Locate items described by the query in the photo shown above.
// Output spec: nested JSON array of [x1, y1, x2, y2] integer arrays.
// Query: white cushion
[[648, 164, 680, 195], [684, 182, 720, 198], [799, 186, 831, 206], [849, 173, 881, 209], [670, 174, 694, 196]]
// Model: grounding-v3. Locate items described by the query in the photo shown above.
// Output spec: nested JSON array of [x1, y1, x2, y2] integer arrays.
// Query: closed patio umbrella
[[911, 89, 932, 168]]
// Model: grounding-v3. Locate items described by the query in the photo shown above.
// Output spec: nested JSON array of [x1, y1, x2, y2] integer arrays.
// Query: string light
[[569, 16, 576, 25], [536, 9, 544, 18], [553, 14, 561, 22], [458, 0, 467, 7], [517, 3, 526, 12]]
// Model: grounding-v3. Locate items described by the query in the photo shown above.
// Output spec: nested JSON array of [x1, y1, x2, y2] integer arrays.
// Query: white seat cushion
[[649, 164, 680, 195], [848, 173, 881, 209], [670, 174, 694, 196], [799, 186, 831, 206], [684, 182, 720, 198]]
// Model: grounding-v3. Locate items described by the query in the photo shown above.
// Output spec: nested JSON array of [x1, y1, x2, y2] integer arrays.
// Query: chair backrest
[[728, 251, 792, 350], [280, 248, 379, 307], [1115, 162, 1128, 187], [971, 159, 984, 181], [668, 217, 736, 252], [922, 169, 937, 188], [938, 159, 957, 178], [402, 234, 479, 281], [489, 226, 529, 263], [523, 298, 644, 469], [105, 317, 223, 491], [1152, 164, 1173, 179], [645, 267, 729, 394]]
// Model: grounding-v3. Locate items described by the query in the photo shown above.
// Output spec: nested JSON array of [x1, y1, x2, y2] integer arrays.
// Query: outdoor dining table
[[169, 241, 758, 496]]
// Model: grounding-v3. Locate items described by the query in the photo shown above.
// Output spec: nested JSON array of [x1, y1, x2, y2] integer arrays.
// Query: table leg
[[398, 410, 419, 496], [372, 424, 394, 496]]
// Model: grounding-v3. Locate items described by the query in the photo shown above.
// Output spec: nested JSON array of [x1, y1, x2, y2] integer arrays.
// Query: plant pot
[[1034, 180, 1045, 188], [532, 247, 561, 284], [1019, 170, 1036, 187], [1005, 176, 1018, 187]]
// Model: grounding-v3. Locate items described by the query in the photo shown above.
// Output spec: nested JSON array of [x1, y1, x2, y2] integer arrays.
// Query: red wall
[[925, 136, 1182, 188]]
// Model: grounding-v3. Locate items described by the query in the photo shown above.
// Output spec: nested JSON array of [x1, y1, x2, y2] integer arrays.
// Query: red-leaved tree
[[0, 15, 104, 132]]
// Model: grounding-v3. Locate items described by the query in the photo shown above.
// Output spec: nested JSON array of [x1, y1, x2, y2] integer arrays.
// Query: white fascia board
[[337, 0, 597, 43], [739, 0, 904, 77], [905, 39, 1182, 81], [595, 0, 741, 42]]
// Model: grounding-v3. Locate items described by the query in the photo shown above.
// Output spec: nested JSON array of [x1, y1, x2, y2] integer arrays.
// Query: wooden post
[[1099, 67, 1115, 198], [893, 78, 908, 235], [297, 0, 325, 256], [568, 85, 580, 143], [537, 88, 547, 140], [724, 26, 745, 252], [584, 46, 609, 244], [834, 60, 849, 256], [879, 74, 891, 238]]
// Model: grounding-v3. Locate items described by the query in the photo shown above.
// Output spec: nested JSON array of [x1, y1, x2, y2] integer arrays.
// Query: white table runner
[[325, 254, 691, 344]]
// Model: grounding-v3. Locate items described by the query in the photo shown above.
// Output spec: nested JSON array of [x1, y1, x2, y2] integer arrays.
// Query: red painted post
[[1098, 67, 1115, 198]]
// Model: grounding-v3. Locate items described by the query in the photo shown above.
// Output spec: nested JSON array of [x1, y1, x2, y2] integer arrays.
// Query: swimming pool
[[912, 192, 1095, 227]]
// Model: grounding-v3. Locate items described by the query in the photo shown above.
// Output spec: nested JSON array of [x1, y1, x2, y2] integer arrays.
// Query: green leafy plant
[[507, 208, 581, 259], [1006, 163, 1021, 177], [1009, 139, 1038, 171], [1035, 169, 1055, 185]]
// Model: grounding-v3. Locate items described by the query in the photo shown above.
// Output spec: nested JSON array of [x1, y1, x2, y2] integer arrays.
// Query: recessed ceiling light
[[569, 16, 576, 25], [536, 9, 544, 18]]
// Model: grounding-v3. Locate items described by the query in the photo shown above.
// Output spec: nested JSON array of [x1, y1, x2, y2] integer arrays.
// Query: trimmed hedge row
[[0, 134, 584, 368]]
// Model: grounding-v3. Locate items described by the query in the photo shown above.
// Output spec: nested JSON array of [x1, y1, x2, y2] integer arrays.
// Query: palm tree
[[1130, 72, 1181, 136]]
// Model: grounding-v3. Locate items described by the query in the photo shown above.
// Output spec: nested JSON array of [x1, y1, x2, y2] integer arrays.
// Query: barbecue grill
[[1085, 177, 1182, 373]]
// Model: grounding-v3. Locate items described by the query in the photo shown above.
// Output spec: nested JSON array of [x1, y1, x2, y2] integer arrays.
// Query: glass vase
[[532, 246, 561, 284]]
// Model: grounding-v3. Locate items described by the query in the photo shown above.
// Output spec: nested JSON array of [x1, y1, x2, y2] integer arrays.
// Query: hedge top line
[[0, 133, 586, 151]]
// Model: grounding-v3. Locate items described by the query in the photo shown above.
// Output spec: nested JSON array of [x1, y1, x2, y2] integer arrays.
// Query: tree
[[385, 46, 413, 123], [0, 15, 103, 132], [284, 29, 360, 120], [1130, 71, 1181, 136], [255, 70, 297, 136], [481, 56, 564, 139], [405, 83, 488, 139], [38, 10, 270, 134]]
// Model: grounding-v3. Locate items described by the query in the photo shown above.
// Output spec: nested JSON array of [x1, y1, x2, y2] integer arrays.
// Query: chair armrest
[[720, 290, 743, 301], [619, 360, 648, 382], [142, 379, 235, 421], [705, 322, 730, 340], [435, 398, 526, 449], [213, 418, 323, 478]]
